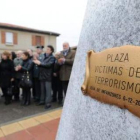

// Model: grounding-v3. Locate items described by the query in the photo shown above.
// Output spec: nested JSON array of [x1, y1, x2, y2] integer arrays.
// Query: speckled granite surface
[[56, 0, 140, 140]]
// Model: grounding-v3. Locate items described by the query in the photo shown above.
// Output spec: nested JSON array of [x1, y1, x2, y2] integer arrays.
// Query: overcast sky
[[0, 0, 87, 51]]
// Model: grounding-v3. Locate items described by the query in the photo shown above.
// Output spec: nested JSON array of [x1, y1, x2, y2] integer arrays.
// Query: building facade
[[0, 23, 60, 53]]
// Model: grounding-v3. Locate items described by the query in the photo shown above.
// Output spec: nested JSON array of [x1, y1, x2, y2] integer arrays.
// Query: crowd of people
[[0, 42, 76, 109]]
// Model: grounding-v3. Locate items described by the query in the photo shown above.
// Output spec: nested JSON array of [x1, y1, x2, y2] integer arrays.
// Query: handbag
[[19, 71, 32, 88]]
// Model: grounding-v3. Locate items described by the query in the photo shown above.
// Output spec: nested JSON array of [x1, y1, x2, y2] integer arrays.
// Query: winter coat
[[56, 48, 75, 81], [38, 54, 55, 81], [0, 59, 15, 88]]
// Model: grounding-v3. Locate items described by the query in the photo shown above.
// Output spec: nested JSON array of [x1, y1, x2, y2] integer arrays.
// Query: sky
[[0, 0, 87, 51]]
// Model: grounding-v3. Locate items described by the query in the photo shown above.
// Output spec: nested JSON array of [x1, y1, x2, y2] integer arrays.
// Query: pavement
[[0, 93, 62, 125], [0, 108, 62, 140]]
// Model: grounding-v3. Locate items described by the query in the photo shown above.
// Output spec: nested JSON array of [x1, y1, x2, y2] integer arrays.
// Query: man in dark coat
[[33, 45, 55, 109], [32, 46, 44, 102], [52, 62, 63, 104], [36, 46, 45, 60], [32, 52, 41, 102]]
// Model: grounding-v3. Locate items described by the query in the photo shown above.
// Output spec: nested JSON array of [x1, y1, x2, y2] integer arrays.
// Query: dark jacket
[[56, 48, 76, 81], [20, 59, 33, 76], [0, 59, 15, 88], [32, 54, 44, 78], [29, 56, 33, 60], [33, 64, 40, 78], [39, 54, 55, 81]]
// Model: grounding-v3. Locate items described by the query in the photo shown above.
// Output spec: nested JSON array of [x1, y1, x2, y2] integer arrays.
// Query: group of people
[[0, 42, 76, 109]]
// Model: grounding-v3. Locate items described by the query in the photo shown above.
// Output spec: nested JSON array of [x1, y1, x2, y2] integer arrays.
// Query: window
[[6, 32, 13, 45], [36, 36, 41, 45], [32, 35, 44, 46]]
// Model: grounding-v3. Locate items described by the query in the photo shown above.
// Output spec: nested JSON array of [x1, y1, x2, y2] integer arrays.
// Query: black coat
[[39, 54, 55, 81], [0, 59, 15, 88], [20, 59, 33, 76], [33, 63, 40, 78]]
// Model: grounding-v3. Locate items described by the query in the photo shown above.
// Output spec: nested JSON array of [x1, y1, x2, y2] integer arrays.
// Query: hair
[[11, 52, 16, 60], [27, 49, 33, 52], [2, 51, 11, 59], [47, 45, 54, 53], [63, 42, 70, 46], [23, 51, 30, 58], [16, 50, 23, 54]]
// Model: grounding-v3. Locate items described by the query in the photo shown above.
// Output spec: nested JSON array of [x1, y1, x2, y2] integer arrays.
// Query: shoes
[[34, 99, 39, 102], [21, 103, 25, 106], [25, 102, 30, 106], [36, 102, 45, 106], [21, 101, 30, 106], [58, 100, 63, 106], [21, 100, 26, 106], [4, 101, 11, 105], [52, 98, 57, 102], [45, 104, 51, 110], [14, 98, 20, 102]]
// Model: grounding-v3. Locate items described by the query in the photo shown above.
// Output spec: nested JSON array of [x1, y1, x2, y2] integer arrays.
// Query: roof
[[0, 22, 60, 36]]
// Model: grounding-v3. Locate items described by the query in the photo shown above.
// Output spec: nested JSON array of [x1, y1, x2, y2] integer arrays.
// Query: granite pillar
[[56, 0, 140, 139]]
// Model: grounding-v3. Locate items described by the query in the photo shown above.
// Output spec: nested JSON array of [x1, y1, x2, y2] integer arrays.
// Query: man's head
[[27, 49, 33, 57], [16, 50, 23, 58], [46, 45, 54, 55], [63, 42, 70, 51], [36, 46, 44, 55], [33, 52, 39, 60]]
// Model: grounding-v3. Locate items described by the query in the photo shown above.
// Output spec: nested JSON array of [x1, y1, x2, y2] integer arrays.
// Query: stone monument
[[56, 0, 140, 139]]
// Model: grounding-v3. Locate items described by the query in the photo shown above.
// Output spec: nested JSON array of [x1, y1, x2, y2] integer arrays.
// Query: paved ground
[[0, 93, 62, 125], [0, 108, 62, 140]]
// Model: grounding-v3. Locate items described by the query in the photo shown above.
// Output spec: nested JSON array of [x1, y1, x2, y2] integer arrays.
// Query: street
[[0, 94, 61, 125]]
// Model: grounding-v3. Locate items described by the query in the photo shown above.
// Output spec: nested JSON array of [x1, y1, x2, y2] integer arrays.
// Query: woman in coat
[[0, 51, 15, 105], [16, 51, 33, 106]]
